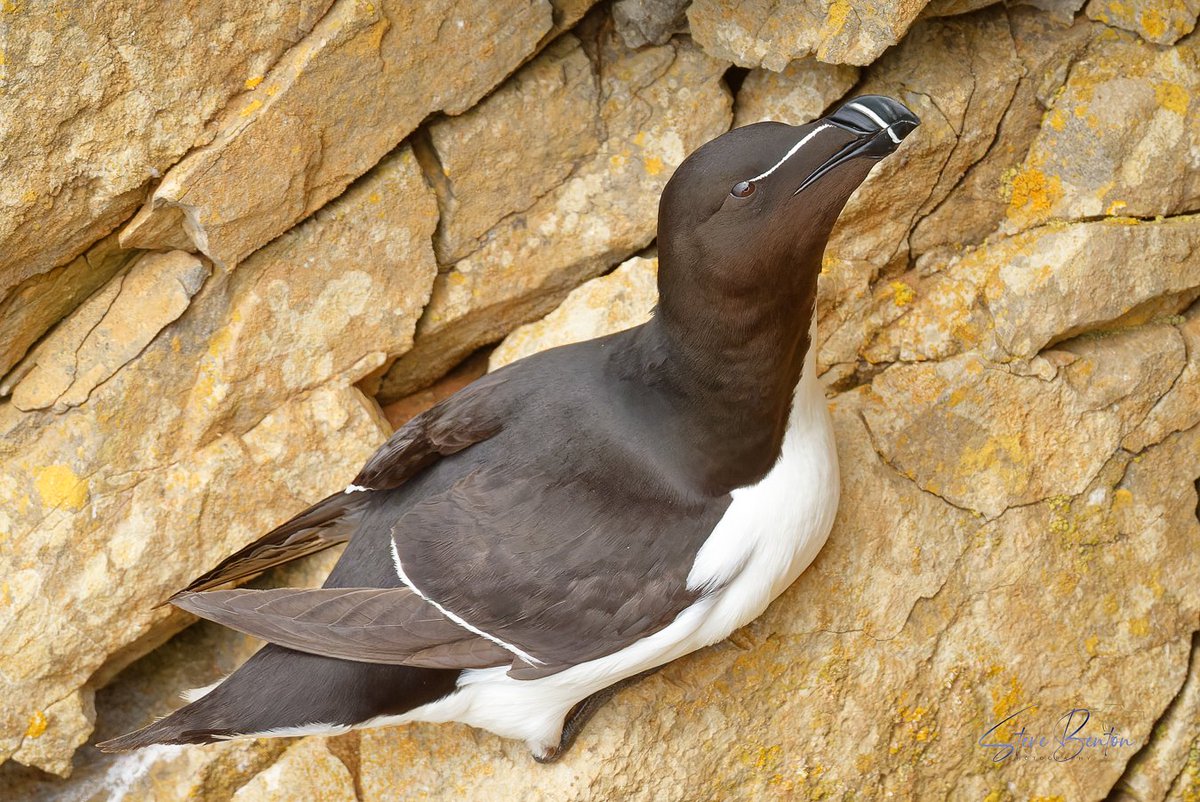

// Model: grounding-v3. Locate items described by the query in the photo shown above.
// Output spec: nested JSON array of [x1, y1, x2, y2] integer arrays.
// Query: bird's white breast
[[371, 344, 841, 755]]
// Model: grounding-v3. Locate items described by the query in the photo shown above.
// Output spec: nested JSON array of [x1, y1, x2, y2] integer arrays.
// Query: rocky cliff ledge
[[1, 1, 1199, 799]]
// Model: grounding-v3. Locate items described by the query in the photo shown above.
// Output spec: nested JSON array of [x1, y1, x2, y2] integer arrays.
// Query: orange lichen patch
[[945, 386, 972, 407], [34, 465, 89, 512], [1112, 487, 1134, 510], [1053, 570, 1079, 597], [244, 75, 264, 90], [1103, 593, 1120, 616], [959, 435, 1026, 484], [1156, 81, 1189, 114], [1007, 165, 1063, 222], [25, 710, 47, 739], [1047, 108, 1067, 131], [990, 675, 1023, 719], [826, 0, 851, 34], [1128, 616, 1150, 637], [643, 155, 664, 176], [240, 99, 264, 117], [753, 744, 783, 770], [889, 280, 915, 307], [898, 703, 937, 744], [1142, 8, 1169, 40], [1085, 634, 1099, 656]]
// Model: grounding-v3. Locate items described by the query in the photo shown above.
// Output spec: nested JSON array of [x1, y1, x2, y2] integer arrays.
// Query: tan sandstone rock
[[807, 9, 1023, 377], [688, 0, 932, 70], [5, 0, 1200, 798], [1087, 0, 1200, 45], [613, 0, 690, 47], [734, 59, 860, 128], [0, 548, 345, 801], [863, 216, 1200, 367], [1015, 0, 1088, 23], [0, 385, 385, 777], [1004, 25, 1200, 233], [0, 0, 332, 303], [489, 255, 658, 369], [117, 0, 554, 269], [231, 739, 356, 802], [1109, 634, 1200, 801], [427, 34, 603, 265], [920, 0, 998, 15], [0, 233, 137, 381], [908, 10, 1097, 258], [377, 14, 731, 400], [0, 144, 437, 776], [5, 251, 210, 413]]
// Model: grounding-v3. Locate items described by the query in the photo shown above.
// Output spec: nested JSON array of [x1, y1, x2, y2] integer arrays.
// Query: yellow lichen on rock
[[33, 464, 88, 512]]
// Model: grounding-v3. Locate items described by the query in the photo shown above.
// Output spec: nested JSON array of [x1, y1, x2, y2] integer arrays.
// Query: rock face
[[116, 0, 556, 269], [734, 59, 860, 127], [376, 13, 731, 400], [1087, 0, 1200, 45], [2, 2, 1200, 800], [688, 0, 932, 69], [4, 251, 211, 413], [230, 739, 356, 802], [0, 0, 333, 302], [489, 255, 659, 369], [0, 145, 436, 776]]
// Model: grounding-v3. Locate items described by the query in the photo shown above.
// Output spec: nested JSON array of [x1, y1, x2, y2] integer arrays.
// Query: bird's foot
[[528, 668, 661, 764]]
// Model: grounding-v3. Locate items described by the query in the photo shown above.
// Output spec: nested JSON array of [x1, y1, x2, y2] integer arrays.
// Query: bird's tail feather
[[97, 642, 459, 752]]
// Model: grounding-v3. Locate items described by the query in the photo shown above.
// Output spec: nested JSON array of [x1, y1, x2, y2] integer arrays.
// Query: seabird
[[100, 95, 920, 760]]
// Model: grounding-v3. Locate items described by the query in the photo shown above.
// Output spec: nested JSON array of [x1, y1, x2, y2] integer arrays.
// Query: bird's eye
[[730, 180, 756, 198]]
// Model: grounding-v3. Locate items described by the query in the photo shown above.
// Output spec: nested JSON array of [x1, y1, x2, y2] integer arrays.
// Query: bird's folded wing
[[171, 587, 512, 670], [390, 465, 733, 680], [170, 492, 360, 598], [352, 374, 507, 491], [171, 373, 510, 599]]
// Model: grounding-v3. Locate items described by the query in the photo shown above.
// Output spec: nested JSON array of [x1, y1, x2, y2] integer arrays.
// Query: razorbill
[[100, 95, 920, 760]]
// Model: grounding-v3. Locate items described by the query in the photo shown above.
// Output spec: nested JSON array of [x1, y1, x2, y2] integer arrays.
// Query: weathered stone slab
[[490, 255, 658, 370], [0, 0, 333, 300], [118, 0, 553, 269], [5, 252, 210, 413], [1087, 0, 1200, 45], [688, 0, 932, 69], [377, 15, 731, 400], [734, 59, 859, 128]]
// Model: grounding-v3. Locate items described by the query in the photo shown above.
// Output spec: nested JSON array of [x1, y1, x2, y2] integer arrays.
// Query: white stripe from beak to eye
[[747, 123, 832, 183], [344, 484, 371, 494], [848, 102, 902, 144]]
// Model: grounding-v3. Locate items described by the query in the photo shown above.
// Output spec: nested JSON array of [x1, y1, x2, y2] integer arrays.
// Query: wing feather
[[171, 587, 512, 669]]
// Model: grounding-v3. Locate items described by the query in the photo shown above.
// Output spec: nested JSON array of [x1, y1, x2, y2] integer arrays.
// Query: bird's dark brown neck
[[612, 256, 821, 496]]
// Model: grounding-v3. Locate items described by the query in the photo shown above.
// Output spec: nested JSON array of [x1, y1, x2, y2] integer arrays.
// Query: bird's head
[[657, 95, 919, 300]]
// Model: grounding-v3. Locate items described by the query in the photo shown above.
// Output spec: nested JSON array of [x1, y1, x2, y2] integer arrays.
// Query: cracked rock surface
[[376, 10, 732, 400], [2, 2, 1200, 799]]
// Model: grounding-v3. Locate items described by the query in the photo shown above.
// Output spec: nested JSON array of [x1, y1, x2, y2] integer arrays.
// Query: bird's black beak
[[793, 95, 920, 195]]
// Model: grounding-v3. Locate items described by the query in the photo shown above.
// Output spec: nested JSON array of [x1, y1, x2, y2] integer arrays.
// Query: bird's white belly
[[366, 364, 840, 755]]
